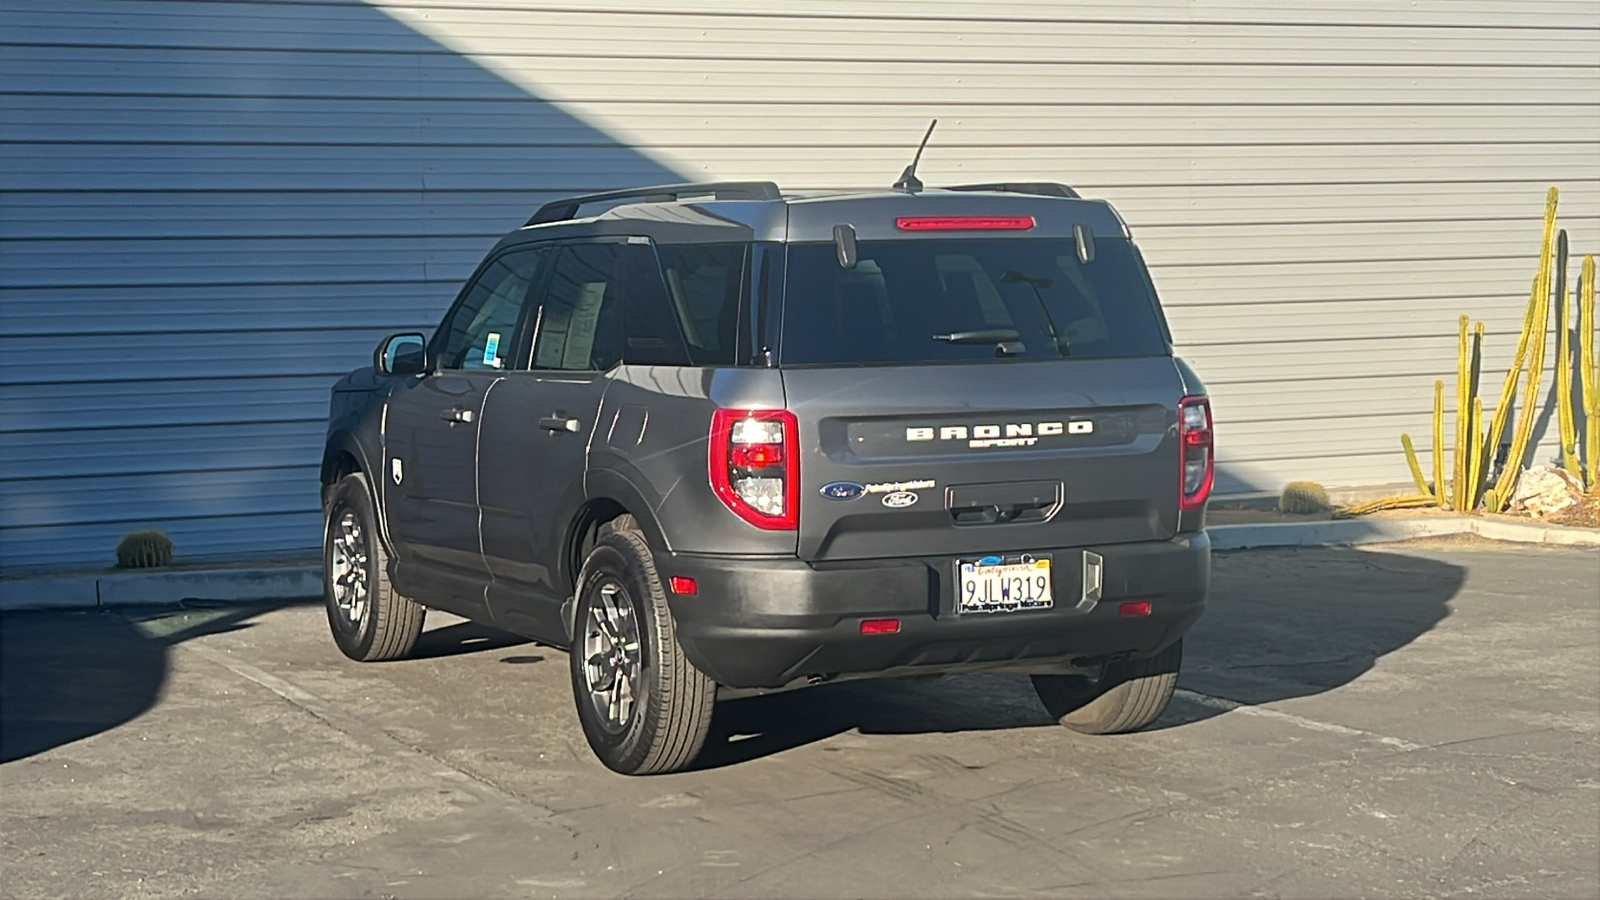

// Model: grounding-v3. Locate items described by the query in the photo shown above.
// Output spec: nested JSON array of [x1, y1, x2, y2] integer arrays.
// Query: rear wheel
[[1031, 640, 1182, 734], [570, 528, 715, 775], [323, 472, 425, 662]]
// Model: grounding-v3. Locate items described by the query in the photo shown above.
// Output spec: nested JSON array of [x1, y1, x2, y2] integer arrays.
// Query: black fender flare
[[320, 431, 396, 555]]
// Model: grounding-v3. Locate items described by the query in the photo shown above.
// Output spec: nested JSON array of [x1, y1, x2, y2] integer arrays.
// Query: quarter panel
[[591, 365, 796, 555]]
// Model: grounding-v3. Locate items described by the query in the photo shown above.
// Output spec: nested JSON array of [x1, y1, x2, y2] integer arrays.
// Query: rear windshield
[[779, 237, 1171, 366]]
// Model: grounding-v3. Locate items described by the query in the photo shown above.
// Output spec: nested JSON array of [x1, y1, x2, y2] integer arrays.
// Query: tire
[[1031, 639, 1182, 735], [323, 472, 425, 662], [570, 528, 715, 775]]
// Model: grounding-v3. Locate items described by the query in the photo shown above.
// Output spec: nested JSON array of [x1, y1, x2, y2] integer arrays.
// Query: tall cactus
[[1581, 254, 1597, 489], [1484, 190, 1560, 511], [1489, 226, 1559, 509], [1451, 316, 1470, 509], [1393, 187, 1593, 513], [1432, 379, 1446, 506], [1554, 232, 1579, 479]]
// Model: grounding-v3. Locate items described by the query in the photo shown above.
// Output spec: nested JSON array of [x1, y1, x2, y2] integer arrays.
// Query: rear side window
[[532, 243, 624, 371], [778, 237, 1170, 366], [657, 243, 747, 366]]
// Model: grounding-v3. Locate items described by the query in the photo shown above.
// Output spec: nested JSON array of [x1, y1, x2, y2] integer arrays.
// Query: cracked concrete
[[1, 544, 1596, 898]]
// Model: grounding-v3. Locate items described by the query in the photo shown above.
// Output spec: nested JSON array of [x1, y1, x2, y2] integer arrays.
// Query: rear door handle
[[441, 407, 474, 424], [540, 415, 581, 433]]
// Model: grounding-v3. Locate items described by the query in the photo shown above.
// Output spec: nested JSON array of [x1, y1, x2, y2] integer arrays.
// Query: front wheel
[[570, 528, 715, 775], [1031, 640, 1182, 734], [323, 472, 425, 662]]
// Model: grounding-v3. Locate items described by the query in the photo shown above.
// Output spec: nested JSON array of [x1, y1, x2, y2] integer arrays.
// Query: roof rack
[[944, 182, 1081, 200], [526, 181, 783, 226]]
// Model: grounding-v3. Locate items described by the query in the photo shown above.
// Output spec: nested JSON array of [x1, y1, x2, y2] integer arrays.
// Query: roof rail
[[944, 182, 1081, 200], [526, 181, 783, 226]]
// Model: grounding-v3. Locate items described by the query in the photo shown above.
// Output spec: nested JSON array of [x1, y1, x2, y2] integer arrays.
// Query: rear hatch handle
[[947, 481, 1062, 526]]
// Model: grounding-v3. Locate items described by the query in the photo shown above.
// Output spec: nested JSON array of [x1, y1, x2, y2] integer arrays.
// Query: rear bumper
[[662, 531, 1209, 689]]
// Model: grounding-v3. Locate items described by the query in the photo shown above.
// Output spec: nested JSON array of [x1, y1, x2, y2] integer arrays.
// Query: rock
[[1509, 465, 1585, 518]]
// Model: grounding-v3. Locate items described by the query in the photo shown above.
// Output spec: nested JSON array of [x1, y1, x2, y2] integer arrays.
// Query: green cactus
[[1555, 232, 1580, 480], [1398, 187, 1592, 512], [1431, 379, 1446, 508], [1581, 255, 1597, 489], [1452, 315, 1471, 510], [116, 529, 173, 569], [1279, 481, 1331, 514], [1491, 223, 1559, 510], [1401, 433, 1431, 498], [1482, 188, 1559, 511]]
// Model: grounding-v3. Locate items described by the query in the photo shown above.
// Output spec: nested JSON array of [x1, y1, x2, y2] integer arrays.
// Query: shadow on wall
[[694, 546, 1463, 768], [0, 0, 684, 569]]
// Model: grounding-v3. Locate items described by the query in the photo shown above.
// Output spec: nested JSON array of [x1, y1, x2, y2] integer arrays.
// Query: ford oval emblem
[[882, 490, 919, 509], [820, 481, 865, 501]]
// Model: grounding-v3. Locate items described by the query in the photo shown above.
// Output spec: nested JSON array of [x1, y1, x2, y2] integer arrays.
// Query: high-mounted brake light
[[710, 409, 799, 530], [895, 216, 1035, 232], [1178, 395, 1214, 511]]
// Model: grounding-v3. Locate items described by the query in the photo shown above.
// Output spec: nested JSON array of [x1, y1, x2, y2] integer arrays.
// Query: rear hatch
[[779, 232, 1184, 562]]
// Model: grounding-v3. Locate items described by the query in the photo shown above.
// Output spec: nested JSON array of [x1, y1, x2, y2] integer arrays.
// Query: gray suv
[[320, 181, 1213, 775]]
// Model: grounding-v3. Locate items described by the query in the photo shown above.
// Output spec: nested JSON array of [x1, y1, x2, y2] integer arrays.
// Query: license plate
[[955, 555, 1053, 614]]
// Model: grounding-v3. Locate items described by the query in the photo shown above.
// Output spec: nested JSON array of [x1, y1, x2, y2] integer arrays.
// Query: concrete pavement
[[1, 543, 1596, 898]]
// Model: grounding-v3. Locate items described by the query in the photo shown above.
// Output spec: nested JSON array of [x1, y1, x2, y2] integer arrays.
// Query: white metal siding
[[1, 0, 1597, 569]]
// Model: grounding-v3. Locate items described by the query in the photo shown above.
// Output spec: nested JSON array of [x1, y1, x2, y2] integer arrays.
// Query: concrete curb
[[0, 564, 322, 613], [1, 516, 1594, 612], [1207, 516, 1600, 551]]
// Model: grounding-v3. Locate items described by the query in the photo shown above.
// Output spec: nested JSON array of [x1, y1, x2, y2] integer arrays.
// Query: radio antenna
[[892, 119, 938, 194]]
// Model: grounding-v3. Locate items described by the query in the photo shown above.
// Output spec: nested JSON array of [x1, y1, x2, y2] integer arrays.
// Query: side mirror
[[1074, 223, 1095, 264], [375, 333, 428, 376]]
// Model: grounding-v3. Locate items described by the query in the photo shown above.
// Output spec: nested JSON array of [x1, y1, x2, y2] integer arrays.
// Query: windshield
[[779, 237, 1171, 366]]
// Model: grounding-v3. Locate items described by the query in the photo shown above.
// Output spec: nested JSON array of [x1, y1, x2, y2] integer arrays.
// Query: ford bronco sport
[[320, 179, 1212, 775]]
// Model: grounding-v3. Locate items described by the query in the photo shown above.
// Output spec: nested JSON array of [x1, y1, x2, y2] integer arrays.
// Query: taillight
[[894, 216, 1035, 232], [1178, 396, 1214, 510], [710, 409, 799, 530]]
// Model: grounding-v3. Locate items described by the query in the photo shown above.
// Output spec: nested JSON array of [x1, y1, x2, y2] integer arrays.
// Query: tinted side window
[[779, 237, 1170, 366], [436, 247, 545, 371], [531, 243, 624, 372], [615, 243, 693, 366], [657, 243, 747, 366]]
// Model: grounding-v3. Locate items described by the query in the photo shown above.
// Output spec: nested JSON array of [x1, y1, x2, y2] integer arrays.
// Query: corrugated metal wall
[[2, 0, 1597, 570]]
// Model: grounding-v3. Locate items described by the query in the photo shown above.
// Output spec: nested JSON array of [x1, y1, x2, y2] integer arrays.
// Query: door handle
[[539, 415, 581, 433], [441, 407, 474, 424]]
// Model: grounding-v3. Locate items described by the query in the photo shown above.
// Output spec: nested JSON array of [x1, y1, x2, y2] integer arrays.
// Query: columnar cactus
[[1581, 255, 1598, 489]]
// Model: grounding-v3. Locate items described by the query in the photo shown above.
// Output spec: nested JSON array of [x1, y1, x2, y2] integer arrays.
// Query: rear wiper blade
[[932, 329, 1021, 345]]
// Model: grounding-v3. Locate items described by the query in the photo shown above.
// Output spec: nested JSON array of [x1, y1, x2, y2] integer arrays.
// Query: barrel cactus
[[116, 529, 174, 569], [1278, 481, 1330, 514]]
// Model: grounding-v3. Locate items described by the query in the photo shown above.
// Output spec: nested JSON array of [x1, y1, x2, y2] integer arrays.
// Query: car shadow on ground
[[694, 546, 1466, 768], [409, 619, 529, 660], [0, 599, 314, 763]]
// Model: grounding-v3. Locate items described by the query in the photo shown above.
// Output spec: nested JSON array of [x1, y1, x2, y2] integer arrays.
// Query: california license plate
[[955, 555, 1053, 614]]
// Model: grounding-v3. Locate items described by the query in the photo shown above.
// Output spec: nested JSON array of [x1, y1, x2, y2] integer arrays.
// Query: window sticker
[[483, 332, 502, 368]]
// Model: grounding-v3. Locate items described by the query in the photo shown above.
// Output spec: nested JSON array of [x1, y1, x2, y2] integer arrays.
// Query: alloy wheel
[[582, 580, 643, 733], [328, 507, 370, 628]]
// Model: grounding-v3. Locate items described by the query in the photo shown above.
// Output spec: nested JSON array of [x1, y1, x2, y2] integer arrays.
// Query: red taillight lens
[[894, 216, 1035, 232], [710, 409, 799, 530], [729, 442, 784, 469], [1178, 395, 1214, 511], [859, 618, 901, 635], [668, 576, 698, 595]]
